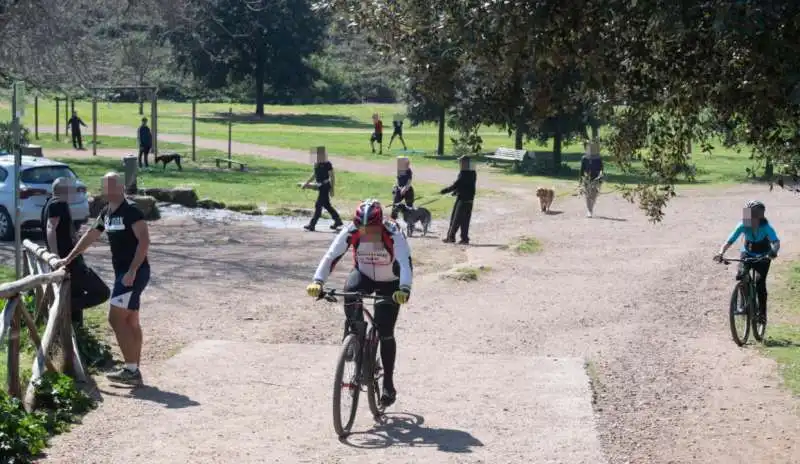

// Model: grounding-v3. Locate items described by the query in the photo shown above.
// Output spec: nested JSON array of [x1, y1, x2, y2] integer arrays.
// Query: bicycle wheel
[[751, 284, 767, 342], [333, 334, 361, 438], [729, 283, 750, 346], [364, 327, 385, 420]]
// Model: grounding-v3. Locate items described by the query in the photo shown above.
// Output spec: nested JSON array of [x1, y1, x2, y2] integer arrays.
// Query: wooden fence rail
[[0, 239, 86, 411]]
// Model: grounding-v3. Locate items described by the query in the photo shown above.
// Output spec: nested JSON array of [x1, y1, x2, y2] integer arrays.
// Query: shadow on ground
[[342, 412, 483, 453], [198, 113, 373, 130], [101, 385, 201, 409]]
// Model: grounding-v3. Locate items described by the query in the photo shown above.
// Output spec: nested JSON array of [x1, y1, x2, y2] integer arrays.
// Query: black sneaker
[[107, 367, 143, 386], [303, 224, 315, 232], [442, 238, 455, 243], [330, 222, 343, 230], [380, 387, 396, 407], [458, 239, 470, 245]]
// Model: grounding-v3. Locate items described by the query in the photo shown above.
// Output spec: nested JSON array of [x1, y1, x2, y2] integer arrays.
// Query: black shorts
[[392, 127, 403, 137], [110, 263, 150, 311], [371, 132, 383, 144]]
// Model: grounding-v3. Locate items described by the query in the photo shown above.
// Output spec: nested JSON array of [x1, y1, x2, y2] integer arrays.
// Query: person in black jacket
[[137, 118, 153, 168], [68, 111, 88, 150], [441, 156, 477, 244], [301, 147, 344, 231], [42, 178, 110, 327]]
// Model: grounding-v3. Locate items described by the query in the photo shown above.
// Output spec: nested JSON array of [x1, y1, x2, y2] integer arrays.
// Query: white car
[[0, 155, 90, 241]]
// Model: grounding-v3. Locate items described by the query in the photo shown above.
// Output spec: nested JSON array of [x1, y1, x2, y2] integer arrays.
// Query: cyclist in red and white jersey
[[306, 199, 412, 407]]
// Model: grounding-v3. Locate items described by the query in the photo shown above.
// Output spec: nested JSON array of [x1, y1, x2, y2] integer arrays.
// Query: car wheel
[[0, 207, 14, 241]]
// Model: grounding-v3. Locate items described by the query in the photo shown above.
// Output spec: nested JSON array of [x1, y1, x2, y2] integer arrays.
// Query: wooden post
[[192, 100, 197, 161], [152, 91, 158, 157], [92, 98, 98, 157], [71, 98, 75, 116], [59, 279, 74, 376], [228, 107, 232, 169], [34, 96, 39, 140], [55, 98, 60, 142], [7, 298, 21, 398], [64, 96, 69, 137]]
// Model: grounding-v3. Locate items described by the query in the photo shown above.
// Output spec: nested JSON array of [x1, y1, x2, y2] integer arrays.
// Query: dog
[[154, 152, 182, 171], [536, 187, 555, 213], [393, 203, 431, 237]]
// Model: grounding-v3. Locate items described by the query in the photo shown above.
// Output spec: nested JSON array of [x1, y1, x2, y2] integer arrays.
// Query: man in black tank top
[[301, 147, 344, 231]]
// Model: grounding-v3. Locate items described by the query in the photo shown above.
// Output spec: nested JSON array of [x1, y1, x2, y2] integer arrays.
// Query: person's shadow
[[342, 412, 483, 453], [102, 385, 200, 409]]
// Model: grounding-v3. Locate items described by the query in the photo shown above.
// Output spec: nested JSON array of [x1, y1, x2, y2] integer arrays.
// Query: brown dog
[[536, 187, 555, 213]]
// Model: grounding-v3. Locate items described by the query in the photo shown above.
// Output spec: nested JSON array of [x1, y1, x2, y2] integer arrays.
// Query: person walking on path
[[370, 113, 384, 155], [42, 177, 110, 328], [441, 155, 477, 244], [55, 172, 151, 386], [302, 147, 344, 232], [137, 118, 153, 168], [579, 141, 604, 218], [388, 114, 407, 151], [391, 156, 414, 220], [68, 111, 88, 150]]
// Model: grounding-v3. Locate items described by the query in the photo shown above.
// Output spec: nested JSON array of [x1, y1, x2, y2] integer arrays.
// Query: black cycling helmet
[[745, 199, 765, 214]]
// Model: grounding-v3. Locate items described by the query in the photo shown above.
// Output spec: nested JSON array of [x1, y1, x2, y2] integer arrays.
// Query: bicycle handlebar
[[316, 288, 383, 303], [717, 255, 773, 265]]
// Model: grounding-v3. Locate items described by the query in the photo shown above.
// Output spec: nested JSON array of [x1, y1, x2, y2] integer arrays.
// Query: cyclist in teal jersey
[[713, 200, 780, 317]]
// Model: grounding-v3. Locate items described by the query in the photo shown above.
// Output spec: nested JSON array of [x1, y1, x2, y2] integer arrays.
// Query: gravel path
[[11, 129, 800, 462]]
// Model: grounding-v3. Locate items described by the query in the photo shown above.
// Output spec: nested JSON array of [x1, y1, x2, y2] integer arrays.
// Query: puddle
[[157, 203, 446, 234], [157, 203, 336, 229]]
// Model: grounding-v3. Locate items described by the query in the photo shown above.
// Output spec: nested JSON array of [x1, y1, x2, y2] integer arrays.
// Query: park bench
[[485, 147, 528, 168], [214, 157, 248, 171]]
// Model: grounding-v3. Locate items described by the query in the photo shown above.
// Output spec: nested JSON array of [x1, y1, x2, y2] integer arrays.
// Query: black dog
[[154, 153, 182, 171], [393, 203, 431, 237]]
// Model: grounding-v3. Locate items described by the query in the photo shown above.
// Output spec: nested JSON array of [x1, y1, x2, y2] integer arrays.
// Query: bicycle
[[716, 255, 772, 346], [317, 288, 387, 438]]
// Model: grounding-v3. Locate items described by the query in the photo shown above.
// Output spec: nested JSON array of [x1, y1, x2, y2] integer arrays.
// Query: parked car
[[0, 155, 90, 241]]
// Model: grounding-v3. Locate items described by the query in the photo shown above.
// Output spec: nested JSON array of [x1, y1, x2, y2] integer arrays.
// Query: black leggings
[[343, 270, 400, 391], [390, 186, 415, 219], [309, 184, 342, 227], [70, 262, 111, 327], [737, 253, 771, 315]]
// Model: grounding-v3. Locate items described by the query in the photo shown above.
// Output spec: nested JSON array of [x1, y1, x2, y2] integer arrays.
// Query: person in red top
[[370, 113, 383, 155]]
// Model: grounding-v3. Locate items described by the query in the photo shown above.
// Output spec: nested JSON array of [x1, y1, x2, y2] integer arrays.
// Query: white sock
[[125, 363, 138, 372]]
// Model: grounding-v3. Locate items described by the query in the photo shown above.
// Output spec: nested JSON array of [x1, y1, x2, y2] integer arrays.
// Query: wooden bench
[[214, 157, 247, 171], [485, 147, 528, 167]]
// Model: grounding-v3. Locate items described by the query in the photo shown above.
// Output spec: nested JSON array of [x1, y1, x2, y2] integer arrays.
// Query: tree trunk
[[764, 157, 774, 179], [514, 117, 524, 150], [553, 130, 563, 172], [591, 124, 599, 140], [437, 107, 445, 156], [139, 98, 144, 116], [254, 45, 266, 117]]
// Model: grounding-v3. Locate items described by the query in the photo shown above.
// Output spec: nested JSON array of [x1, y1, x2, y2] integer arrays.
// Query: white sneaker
[[587, 211, 593, 218]]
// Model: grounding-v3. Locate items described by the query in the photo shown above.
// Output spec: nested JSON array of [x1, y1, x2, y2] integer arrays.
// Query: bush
[[0, 121, 30, 154], [0, 393, 49, 463], [0, 370, 96, 462]]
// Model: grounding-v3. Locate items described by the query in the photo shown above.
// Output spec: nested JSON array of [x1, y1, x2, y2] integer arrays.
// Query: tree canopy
[[317, 0, 800, 221], [170, 0, 328, 114]]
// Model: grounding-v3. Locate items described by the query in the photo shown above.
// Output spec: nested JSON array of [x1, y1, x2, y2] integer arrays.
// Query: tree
[[170, 0, 327, 115], [119, 31, 174, 114]]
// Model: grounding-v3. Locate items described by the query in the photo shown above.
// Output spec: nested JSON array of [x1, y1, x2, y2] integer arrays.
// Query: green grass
[[30, 134, 187, 152], [503, 236, 542, 254], [761, 262, 800, 395], [55, 149, 457, 218], [0, 267, 34, 389], [2, 99, 761, 185]]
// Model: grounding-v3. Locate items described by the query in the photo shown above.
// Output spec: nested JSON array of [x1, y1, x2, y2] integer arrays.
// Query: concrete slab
[[44, 340, 606, 464]]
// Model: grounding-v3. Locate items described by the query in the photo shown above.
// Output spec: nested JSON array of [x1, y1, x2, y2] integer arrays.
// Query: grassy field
[[761, 261, 800, 395], [55, 149, 458, 218], [2, 100, 761, 185]]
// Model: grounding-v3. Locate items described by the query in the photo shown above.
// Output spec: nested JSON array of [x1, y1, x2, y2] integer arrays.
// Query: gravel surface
[[6, 133, 800, 463]]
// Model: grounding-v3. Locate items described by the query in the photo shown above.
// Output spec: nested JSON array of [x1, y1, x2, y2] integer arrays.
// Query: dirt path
[[12, 131, 800, 462], [37, 125, 562, 195]]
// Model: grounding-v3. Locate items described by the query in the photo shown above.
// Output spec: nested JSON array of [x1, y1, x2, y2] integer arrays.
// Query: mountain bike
[[317, 288, 386, 438], [717, 255, 772, 346]]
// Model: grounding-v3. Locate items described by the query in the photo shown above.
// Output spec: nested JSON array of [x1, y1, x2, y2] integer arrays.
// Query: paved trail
[[9, 125, 800, 463]]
